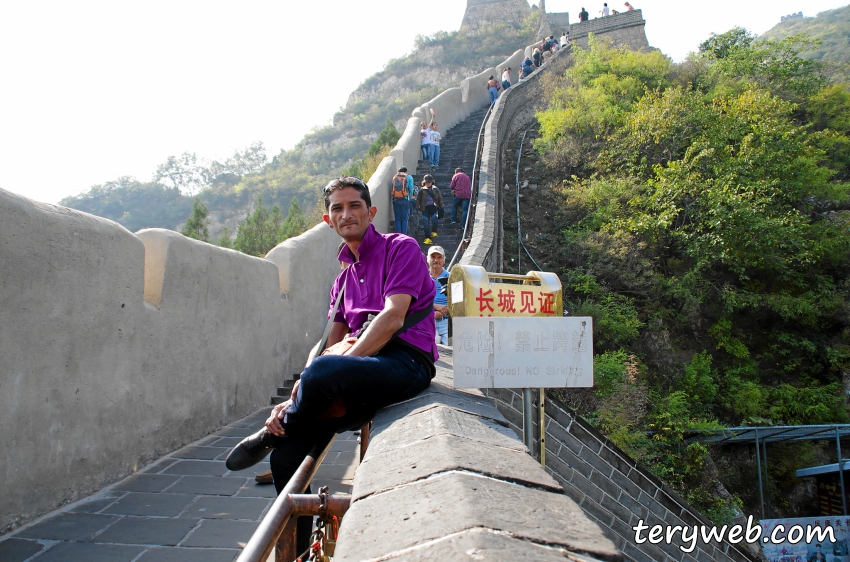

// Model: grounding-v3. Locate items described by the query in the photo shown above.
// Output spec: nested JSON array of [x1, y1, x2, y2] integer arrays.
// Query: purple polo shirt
[[450, 172, 472, 199], [329, 224, 438, 361]]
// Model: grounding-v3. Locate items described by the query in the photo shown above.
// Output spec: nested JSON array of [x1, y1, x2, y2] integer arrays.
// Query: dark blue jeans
[[393, 198, 410, 234], [270, 345, 431, 553], [421, 206, 438, 235], [452, 198, 470, 225]]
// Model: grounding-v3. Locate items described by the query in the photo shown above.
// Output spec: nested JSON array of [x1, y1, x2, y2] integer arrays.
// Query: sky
[[1, 0, 848, 205]]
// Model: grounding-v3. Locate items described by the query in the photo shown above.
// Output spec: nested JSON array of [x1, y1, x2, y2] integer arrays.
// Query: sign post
[[448, 265, 593, 462]]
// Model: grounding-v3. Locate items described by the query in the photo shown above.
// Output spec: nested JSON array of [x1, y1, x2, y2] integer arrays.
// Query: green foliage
[[233, 197, 284, 257], [181, 197, 210, 242], [532, 24, 850, 521], [279, 197, 308, 241], [217, 227, 232, 249]]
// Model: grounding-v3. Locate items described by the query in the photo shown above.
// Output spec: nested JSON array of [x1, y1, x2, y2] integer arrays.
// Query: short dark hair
[[455, 167, 463, 174], [399, 167, 408, 173], [323, 176, 371, 211]]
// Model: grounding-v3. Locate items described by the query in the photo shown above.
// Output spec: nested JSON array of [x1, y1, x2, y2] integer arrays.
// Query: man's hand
[[266, 399, 290, 436]]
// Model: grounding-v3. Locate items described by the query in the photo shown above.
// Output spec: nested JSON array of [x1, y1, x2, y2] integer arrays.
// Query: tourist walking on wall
[[521, 57, 535, 79], [417, 174, 443, 239], [428, 122, 442, 168], [450, 167, 472, 227], [532, 48, 542, 68], [427, 245, 450, 347], [560, 31, 570, 47], [420, 122, 430, 163], [402, 166, 417, 234], [501, 67, 512, 90], [579, 7, 589, 21], [226, 176, 436, 556], [391, 168, 410, 235], [487, 75, 501, 105], [624, 2, 634, 10], [601, 3, 610, 16]]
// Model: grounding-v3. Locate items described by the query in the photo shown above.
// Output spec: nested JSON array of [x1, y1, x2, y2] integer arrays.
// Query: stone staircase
[[404, 105, 490, 259], [271, 372, 299, 405]]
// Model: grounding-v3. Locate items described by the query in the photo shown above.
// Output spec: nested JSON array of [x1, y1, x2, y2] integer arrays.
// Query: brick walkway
[[0, 408, 360, 562]]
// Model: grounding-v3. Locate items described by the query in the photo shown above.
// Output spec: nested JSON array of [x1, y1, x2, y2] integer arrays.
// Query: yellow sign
[[448, 265, 563, 319]]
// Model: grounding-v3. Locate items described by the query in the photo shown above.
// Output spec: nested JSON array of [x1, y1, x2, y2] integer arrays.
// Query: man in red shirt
[[450, 167, 472, 227]]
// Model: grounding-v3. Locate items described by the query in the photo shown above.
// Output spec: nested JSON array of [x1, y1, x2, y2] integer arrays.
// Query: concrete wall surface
[[334, 349, 623, 562], [0, 187, 299, 533]]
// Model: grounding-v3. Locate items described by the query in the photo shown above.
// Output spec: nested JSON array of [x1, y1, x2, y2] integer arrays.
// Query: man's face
[[429, 253, 445, 269], [323, 186, 377, 242]]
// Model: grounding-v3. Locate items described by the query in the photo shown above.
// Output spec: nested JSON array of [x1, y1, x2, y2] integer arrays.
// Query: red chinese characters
[[476, 288, 495, 315]]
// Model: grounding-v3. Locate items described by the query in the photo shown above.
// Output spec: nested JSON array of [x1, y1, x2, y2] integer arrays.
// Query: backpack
[[392, 174, 408, 199]]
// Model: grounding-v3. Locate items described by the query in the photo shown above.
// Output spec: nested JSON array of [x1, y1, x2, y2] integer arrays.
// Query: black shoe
[[225, 427, 275, 471]]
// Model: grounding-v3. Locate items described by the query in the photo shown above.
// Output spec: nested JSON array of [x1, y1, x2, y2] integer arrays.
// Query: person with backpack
[[391, 168, 410, 234], [532, 48, 542, 68], [521, 57, 535, 79], [417, 174, 443, 240]]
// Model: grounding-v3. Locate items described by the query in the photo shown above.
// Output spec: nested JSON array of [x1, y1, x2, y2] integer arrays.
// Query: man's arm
[[344, 293, 412, 357]]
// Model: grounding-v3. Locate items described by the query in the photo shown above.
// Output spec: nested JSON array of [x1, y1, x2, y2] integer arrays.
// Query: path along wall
[[0, 37, 543, 535], [463, 45, 759, 562]]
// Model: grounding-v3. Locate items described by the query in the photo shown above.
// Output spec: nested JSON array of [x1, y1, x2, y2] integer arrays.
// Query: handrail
[[237, 434, 338, 562], [447, 103, 493, 270]]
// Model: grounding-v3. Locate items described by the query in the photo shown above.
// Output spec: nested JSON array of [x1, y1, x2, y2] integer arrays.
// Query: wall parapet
[[334, 349, 623, 561], [569, 9, 645, 39]]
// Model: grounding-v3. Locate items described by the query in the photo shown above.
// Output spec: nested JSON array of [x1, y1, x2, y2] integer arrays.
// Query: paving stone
[[345, 528, 611, 562], [180, 519, 260, 548], [368, 404, 526, 457], [205, 436, 243, 448], [68, 495, 123, 513], [94, 517, 200, 546], [311, 478, 352, 495], [33, 541, 145, 562], [168, 476, 247, 496], [335, 472, 619, 561], [162, 460, 229, 476], [172, 446, 230, 460], [180, 496, 271, 520], [0, 538, 44, 562], [354, 433, 560, 500], [103, 493, 196, 517], [16, 512, 121, 541], [136, 547, 239, 561], [235, 483, 279, 498], [213, 427, 257, 437], [112, 474, 181, 493]]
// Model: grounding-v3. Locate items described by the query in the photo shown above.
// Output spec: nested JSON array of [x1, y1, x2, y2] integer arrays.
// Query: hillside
[[60, 12, 542, 243], [761, 4, 850, 75]]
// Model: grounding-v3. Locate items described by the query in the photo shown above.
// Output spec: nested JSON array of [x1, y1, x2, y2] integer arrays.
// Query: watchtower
[[460, 0, 531, 32]]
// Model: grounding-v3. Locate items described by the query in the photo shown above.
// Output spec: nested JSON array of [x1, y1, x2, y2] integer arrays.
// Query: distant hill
[[761, 4, 850, 73], [60, 11, 542, 242]]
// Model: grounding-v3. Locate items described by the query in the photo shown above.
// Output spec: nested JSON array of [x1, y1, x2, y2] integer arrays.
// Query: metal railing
[[237, 424, 370, 562]]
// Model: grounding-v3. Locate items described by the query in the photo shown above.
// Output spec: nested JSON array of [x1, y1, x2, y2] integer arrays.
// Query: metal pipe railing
[[236, 434, 339, 562]]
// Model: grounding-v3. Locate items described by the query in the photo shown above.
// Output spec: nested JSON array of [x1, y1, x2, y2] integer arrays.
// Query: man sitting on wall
[[226, 176, 437, 553]]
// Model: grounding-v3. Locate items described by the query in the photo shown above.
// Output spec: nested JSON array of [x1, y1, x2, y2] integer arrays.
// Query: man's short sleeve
[[383, 237, 429, 302]]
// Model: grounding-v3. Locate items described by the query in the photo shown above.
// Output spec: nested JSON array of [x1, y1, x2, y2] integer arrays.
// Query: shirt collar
[[337, 223, 378, 264]]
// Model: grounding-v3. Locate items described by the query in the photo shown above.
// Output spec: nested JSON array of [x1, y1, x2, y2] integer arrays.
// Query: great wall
[[0, 2, 760, 561]]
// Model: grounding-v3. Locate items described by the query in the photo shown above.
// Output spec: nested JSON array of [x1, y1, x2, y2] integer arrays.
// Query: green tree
[[181, 197, 210, 242], [233, 197, 284, 257], [155, 152, 207, 195], [279, 197, 309, 241], [217, 226, 233, 249]]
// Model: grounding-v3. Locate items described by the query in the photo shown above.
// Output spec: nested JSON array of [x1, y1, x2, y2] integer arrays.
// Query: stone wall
[[484, 388, 759, 562], [569, 9, 649, 50], [334, 349, 623, 561], [460, 0, 531, 32]]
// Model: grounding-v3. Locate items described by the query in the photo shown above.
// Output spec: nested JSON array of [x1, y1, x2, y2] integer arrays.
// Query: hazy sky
[[1, 0, 847, 204]]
